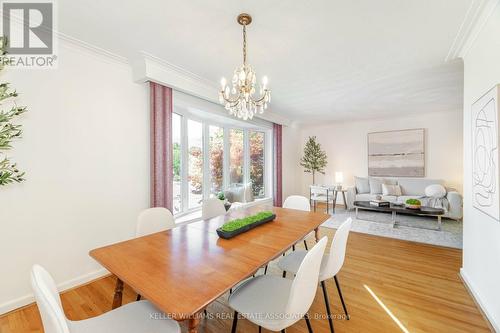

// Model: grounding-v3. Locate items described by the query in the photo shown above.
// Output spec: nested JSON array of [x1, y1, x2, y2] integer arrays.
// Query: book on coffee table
[[370, 199, 390, 207]]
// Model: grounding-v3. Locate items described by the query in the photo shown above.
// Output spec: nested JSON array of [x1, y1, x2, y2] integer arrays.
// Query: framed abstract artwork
[[368, 128, 425, 177], [472, 84, 500, 220]]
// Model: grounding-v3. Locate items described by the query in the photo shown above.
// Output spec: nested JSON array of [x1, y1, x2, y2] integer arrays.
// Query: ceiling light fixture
[[219, 13, 271, 120]]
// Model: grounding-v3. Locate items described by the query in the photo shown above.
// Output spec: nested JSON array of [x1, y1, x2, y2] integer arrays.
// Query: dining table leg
[[112, 278, 123, 309], [187, 316, 200, 333]]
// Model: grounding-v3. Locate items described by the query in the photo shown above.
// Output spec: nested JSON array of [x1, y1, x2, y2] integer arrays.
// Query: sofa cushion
[[355, 177, 370, 194], [244, 182, 254, 202], [383, 178, 398, 185], [398, 178, 444, 196], [225, 185, 246, 203], [382, 184, 402, 196], [369, 178, 385, 194]]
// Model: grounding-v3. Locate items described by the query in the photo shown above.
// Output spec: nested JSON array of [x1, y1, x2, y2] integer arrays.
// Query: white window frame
[[173, 111, 272, 217]]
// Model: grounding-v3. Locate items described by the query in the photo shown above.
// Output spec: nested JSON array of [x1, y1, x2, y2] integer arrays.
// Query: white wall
[[462, 3, 500, 330], [296, 111, 463, 199], [0, 40, 149, 313]]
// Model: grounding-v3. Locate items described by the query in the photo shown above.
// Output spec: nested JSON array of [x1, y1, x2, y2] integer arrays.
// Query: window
[[187, 120, 203, 209], [172, 113, 182, 214], [249, 131, 265, 198], [209, 125, 224, 195], [172, 111, 271, 216], [229, 129, 244, 185]]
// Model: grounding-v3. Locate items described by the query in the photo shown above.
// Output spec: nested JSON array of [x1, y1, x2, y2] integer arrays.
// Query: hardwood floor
[[0, 228, 491, 333]]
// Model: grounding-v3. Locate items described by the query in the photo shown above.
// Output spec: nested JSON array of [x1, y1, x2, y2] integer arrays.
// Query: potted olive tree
[[0, 37, 27, 186], [300, 136, 327, 185]]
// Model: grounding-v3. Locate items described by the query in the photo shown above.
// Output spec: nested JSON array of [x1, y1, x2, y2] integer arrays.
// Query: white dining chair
[[228, 237, 328, 333], [136, 207, 175, 237], [278, 218, 352, 333], [135, 207, 175, 301], [283, 195, 315, 250], [202, 197, 227, 220], [30, 264, 180, 333]]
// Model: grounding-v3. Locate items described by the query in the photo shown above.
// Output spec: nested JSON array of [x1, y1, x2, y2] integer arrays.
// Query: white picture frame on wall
[[471, 84, 500, 221]]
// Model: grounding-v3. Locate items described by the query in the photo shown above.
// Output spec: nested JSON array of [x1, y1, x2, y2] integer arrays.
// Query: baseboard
[[460, 268, 500, 332], [0, 268, 108, 316]]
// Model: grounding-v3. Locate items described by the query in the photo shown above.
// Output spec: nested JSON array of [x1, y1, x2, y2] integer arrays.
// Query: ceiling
[[58, 0, 469, 124]]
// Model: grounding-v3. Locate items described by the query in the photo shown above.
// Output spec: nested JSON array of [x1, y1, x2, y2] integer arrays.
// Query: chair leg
[[231, 311, 238, 333], [264, 265, 268, 275], [304, 240, 309, 250], [282, 271, 287, 278], [292, 245, 296, 251], [334, 276, 349, 320], [229, 288, 233, 294], [136, 294, 141, 301], [281, 330, 286, 333], [304, 313, 313, 333], [321, 281, 335, 333], [258, 326, 262, 333]]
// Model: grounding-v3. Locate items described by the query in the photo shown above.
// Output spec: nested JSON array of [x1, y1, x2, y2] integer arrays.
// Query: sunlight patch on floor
[[364, 284, 410, 333]]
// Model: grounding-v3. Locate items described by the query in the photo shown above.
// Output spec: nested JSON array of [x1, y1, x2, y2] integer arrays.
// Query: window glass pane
[[229, 129, 244, 185], [188, 120, 203, 209], [172, 113, 182, 214], [249, 131, 265, 198], [209, 126, 224, 195]]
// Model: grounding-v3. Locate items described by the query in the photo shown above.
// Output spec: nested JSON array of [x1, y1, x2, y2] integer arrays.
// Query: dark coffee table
[[353, 201, 445, 231]]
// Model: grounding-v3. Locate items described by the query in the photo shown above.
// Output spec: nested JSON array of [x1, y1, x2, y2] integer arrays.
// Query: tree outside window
[[229, 129, 244, 184], [249, 131, 265, 197], [209, 126, 224, 194]]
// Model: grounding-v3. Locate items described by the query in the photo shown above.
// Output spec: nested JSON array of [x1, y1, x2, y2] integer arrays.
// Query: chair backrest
[[202, 198, 226, 220], [283, 195, 310, 212], [323, 217, 352, 278], [136, 207, 175, 237], [286, 237, 327, 317], [31, 265, 70, 333]]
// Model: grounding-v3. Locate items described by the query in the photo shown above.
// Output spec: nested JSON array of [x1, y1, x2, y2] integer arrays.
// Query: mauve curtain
[[273, 123, 283, 207], [150, 82, 173, 211]]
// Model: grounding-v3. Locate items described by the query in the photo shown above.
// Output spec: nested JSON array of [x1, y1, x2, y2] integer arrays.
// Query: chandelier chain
[[242, 24, 247, 65]]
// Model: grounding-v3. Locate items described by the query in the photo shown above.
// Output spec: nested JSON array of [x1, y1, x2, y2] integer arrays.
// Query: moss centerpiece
[[217, 211, 276, 239], [405, 198, 422, 210]]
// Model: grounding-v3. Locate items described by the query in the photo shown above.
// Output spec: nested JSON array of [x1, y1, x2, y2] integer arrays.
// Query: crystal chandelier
[[219, 13, 271, 120]]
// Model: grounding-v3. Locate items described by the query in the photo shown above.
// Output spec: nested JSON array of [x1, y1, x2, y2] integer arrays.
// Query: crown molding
[[6, 11, 129, 65], [131, 51, 219, 102], [56, 32, 130, 65], [446, 0, 500, 61], [130, 51, 291, 126]]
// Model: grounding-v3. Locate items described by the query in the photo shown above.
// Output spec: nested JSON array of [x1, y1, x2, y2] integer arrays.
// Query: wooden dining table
[[89, 205, 330, 333]]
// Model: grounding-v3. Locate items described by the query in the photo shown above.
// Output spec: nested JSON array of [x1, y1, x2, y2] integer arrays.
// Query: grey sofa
[[345, 177, 463, 220]]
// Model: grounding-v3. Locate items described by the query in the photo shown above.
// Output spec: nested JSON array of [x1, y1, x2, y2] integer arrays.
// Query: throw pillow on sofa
[[425, 184, 446, 198], [369, 178, 385, 194], [355, 177, 370, 194], [224, 185, 245, 203], [382, 184, 402, 196], [244, 182, 254, 202]]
